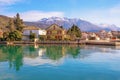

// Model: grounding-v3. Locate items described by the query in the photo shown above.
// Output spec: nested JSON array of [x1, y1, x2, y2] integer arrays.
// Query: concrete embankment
[[0, 40, 120, 46], [85, 40, 120, 46]]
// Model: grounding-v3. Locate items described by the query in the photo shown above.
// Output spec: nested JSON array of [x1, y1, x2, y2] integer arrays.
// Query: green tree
[[8, 19, 15, 32], [13, 30, 22, 41], [3, 32, 9, 41], [3, 13, 24, 41], [14, 13, 24, 32], [8, 30, 22, 41], [29, 31, 36, 41], [67, 24, 82, 38], [39, 35, 46, 41]]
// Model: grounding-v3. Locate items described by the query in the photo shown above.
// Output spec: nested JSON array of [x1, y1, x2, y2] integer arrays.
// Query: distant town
[[0, 13, 120, 45]]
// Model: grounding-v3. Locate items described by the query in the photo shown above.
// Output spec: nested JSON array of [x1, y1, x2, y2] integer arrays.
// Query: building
[[111, 31, 120, 39], [46, 24, 66, 40], [81, 32, 89, 40], [88, 32, 100, 40], [97, 30, 113, 40], [22, 26, 46, 41]]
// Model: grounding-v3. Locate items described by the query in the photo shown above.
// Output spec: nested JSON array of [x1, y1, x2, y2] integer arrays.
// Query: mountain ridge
[[0, 15, 120, 32], [25, 17, 120, 31]]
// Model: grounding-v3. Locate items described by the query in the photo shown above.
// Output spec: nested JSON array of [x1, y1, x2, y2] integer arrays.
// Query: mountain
[[98, 24, 120, 31], [0, 15, 120, 32], [25, 17, 120, 32], [25, 17, 102, 32], [42, 17, 102, 31]]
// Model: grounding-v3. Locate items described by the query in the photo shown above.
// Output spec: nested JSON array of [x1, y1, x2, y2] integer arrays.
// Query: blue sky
[[0, 0, 120, 26]]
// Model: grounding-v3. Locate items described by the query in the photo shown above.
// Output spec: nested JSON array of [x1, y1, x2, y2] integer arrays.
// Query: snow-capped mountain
[[99, 24, 120, 31], [24, 17, 120, 32], [25, 17, 101, 31]]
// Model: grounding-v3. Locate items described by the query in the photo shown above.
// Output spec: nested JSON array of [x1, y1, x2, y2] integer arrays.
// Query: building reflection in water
[[1, 45, 119, 71], [38, 48, 46, 57], [0, 45, 82, 71]]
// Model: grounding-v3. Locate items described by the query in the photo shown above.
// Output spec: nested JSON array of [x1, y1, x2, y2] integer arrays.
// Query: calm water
[[0, 45, 120, 80]]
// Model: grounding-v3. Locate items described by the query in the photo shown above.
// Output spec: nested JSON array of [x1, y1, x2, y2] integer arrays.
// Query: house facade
[[22, 26, 46, 41], [46, 24, 66, 40], [111, 31, 120, 39], [96, 30, 113, 40], [81, 32, 89, 40]]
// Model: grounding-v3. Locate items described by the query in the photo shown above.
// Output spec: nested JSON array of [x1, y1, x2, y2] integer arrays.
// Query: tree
[[29, 31, 36, 41], [3, 32, 9, 41], [13, 30, 22, 41], [9, 32, 14, 41], [14, 13, 24, 32], [39, 35, 46, 41], [67, 24, 82, 38], [1, 13, 24, 41], [7, 30, 22, 41], [8, 19, 15, 32]]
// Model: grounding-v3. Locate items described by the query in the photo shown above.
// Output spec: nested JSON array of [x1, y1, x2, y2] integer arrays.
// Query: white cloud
[[6, 11, 64, 21]]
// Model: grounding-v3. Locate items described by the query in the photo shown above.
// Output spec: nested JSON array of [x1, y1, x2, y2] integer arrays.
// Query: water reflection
[[0, 45, 23, 71], [0, 45, 120, 71], [0, 45, 81, 71], [23, 45, 81, 67]]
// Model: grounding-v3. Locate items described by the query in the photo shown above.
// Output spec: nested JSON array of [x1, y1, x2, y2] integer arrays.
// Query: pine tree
[[67, 24, 82, 38], [5, 13, 24, 41], [14, 13, 24, 32]]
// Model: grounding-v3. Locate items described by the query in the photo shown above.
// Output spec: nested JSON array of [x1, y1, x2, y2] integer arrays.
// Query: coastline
[[0, 40, 120, 46]]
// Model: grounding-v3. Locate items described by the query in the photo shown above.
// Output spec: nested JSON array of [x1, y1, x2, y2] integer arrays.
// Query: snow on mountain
[[24, 17, 120, 32], [36, 17, 101, 31], [98, 23, 120, 31]]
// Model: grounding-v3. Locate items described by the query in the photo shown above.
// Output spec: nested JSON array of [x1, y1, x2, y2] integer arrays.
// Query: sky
[[0, 0, 120, 26]]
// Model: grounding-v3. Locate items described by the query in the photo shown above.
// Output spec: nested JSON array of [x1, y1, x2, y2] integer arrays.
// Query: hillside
[[0, 15, 11, 29]]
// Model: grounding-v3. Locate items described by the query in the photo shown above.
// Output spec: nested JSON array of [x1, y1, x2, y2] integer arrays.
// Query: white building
[[22, 26, 46, 41]]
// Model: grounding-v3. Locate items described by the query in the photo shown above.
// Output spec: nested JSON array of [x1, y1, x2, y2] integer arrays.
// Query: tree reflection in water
[[45, 45, 81, 60], [0, 45, 23, 71], [0, 45, 81, 71], [66, 46, 81, 58]]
